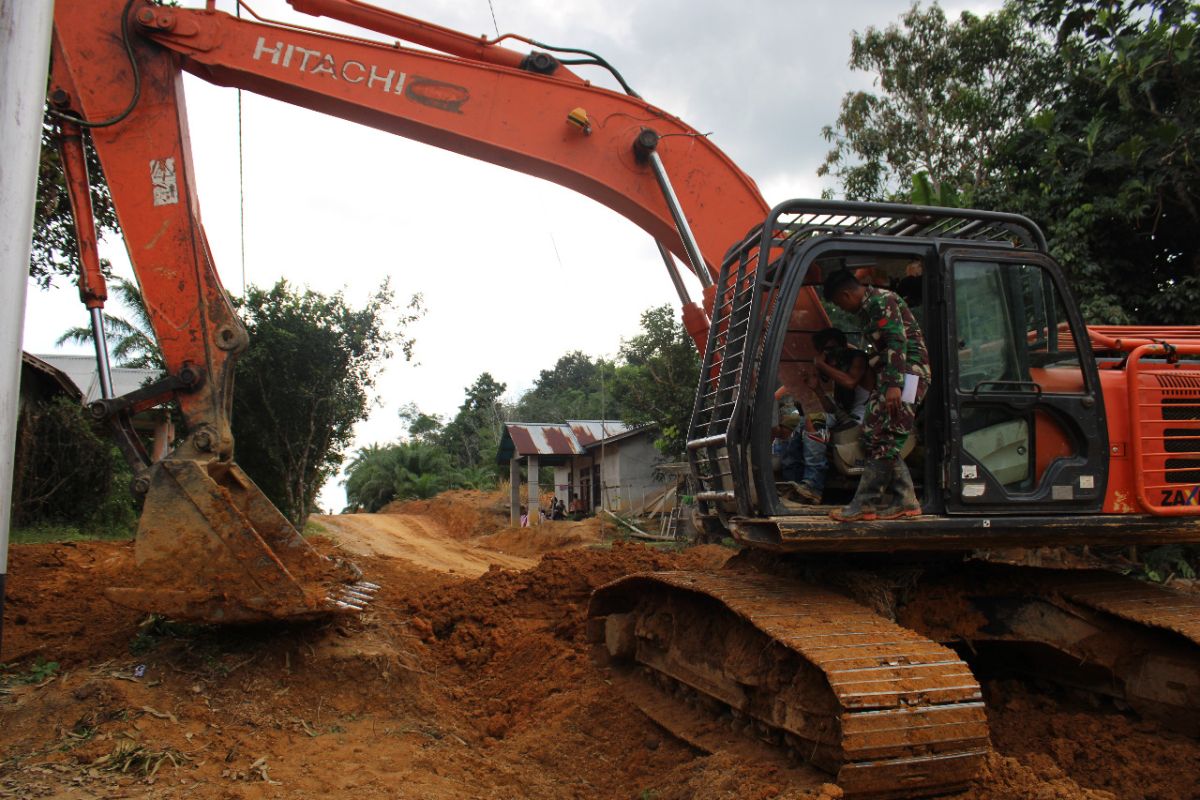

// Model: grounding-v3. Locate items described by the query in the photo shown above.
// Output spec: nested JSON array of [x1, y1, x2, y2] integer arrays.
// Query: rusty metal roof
[[497, 423, 584, 465], [507, 423, 584, 456], [22, 352, 83, 401], [566, 420, 630, 446], [498, 420, 653, 464]]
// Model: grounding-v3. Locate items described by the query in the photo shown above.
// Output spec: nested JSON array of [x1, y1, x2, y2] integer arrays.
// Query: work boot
[[830, 459, 891, 522], [789, 481, 822, 504], [876, 459, 922, 520]]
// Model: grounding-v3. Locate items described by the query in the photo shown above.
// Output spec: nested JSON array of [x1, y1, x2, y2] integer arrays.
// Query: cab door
[[942, 249, 1107, 513]]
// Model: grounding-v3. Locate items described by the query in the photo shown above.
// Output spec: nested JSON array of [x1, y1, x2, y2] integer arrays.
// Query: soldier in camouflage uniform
[[823, 269, 930, 521]]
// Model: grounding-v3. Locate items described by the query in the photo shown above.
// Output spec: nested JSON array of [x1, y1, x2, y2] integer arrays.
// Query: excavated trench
[[3, 497, 1200, 799]]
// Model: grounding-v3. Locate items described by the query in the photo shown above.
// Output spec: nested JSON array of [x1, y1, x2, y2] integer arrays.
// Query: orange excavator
[[48, 1, 1200, 797]]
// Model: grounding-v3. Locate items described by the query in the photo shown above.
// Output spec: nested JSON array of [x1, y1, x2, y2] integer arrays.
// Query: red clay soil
[[382, 489, 512, 540], [3, 529, 1199, 799]]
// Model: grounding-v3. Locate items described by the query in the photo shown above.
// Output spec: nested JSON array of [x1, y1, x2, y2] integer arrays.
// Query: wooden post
[[528, 454, 540, 525], [509, 457, 520, 526]]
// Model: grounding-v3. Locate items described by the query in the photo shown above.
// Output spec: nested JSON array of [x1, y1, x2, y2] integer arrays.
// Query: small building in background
[[20, 352, 84, 409], [497, 419, 663, 521], [22, 352, 173, 458], [14, 353, 172, 526], [28, 353, 161, 406]]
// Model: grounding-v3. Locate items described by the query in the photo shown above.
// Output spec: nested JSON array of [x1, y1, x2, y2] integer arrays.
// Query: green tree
[[397, 402, 445, 446], [343, 440, 481, 511], [611, 305, 701, 458], [512, 351, 620, 422], [55, 277, 163, 368], [986, 0, 1200, 324], [390, 443, 454, 500], [438, 372, 509, 471], [231, 281, 420, 526], [819, 3, 1057, 202], [452, 464, 499, 490], [343, 444, 402, 512], [33, 122, 120, 288], [11, 395, 136, 532]]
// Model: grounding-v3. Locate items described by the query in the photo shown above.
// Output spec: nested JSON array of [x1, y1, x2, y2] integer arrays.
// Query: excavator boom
[[46, 0, 809, 622]]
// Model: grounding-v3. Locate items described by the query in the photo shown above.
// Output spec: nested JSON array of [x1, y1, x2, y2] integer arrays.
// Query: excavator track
[[588, 570, 988, 798], [1056, 572, 1200, 645], [895, 564, 1200, 736], [1053, 573, 1200, 730]]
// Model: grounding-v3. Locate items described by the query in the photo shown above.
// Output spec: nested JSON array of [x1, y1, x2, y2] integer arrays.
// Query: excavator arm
[[46, 0, 798, 622]]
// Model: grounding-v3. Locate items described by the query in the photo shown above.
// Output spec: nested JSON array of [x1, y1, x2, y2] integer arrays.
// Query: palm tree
[[344, 441, 470, 509], [392, 443, 452, 500], [344, 443, 402, 512], [56, 277, 163, 369], [453, 464, 498, 491]]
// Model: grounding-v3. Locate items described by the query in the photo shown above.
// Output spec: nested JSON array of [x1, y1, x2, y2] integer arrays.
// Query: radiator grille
[[1150, 379, 1200, 488]]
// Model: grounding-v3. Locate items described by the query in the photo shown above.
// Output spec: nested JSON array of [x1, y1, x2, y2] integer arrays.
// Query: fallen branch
[[140, 706, 179, 724], [599, 509, 674, 541]]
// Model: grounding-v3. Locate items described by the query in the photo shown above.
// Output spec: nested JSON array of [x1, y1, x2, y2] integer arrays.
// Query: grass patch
[[302, 519, 327, 538], [634, 539, 690, 552], [0, 658, 60, 689], [129, 615, 205, 656], [586, 536, 692, 552], [9, 523, 133, 545]]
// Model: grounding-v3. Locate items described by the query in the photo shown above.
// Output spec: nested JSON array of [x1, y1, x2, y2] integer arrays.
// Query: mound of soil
[[381, 489, 510, 540], [475, 516, 615, 557], [3, 510, 1199, 799]]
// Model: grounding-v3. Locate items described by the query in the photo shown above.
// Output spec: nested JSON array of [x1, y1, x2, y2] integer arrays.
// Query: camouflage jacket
[[858, 286, 930, 390]]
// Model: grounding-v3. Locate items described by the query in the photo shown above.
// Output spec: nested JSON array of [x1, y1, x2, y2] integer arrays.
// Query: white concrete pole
[[509, 457, 520, 526], [528, 454, 540, 525], [0, 0, 56, 658]]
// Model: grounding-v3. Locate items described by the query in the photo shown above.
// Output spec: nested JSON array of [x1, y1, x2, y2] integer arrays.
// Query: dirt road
[[313, 513, 536, 575], [3, 496, 1200, 799]]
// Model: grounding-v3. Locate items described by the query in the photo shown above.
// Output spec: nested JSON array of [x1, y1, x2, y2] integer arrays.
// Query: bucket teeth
[[325, 580, 380, 613]]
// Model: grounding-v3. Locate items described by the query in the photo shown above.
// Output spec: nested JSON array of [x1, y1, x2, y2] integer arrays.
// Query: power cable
[[486, 0, 500, 39]]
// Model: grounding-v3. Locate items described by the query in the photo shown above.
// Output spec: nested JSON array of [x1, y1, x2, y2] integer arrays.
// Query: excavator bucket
[[106, 459, 376, 623]]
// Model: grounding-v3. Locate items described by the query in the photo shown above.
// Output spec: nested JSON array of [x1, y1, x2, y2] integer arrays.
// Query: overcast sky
[[23, 0, 1000, 509]]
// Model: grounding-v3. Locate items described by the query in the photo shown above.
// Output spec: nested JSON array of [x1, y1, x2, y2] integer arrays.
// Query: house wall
[[606, 435, 662, 512], [567, 454, 595, 509], [565, 432, 663, 513], [600, 444, 621, 509], [552, 466, 570, 504]]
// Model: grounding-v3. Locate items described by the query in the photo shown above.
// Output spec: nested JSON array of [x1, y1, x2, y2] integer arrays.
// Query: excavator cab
[[685, 199, 1182, 551]]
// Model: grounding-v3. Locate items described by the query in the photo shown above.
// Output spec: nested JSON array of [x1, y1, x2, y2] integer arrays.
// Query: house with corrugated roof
[[21, 352, 173, 458], [27, 353, 161, 406], [496, 419, 663, 523]]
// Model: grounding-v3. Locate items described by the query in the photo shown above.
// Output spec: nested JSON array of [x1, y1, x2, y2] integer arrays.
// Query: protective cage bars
[[684, 199, 1054, 522], [686, 228, 764, 518]]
